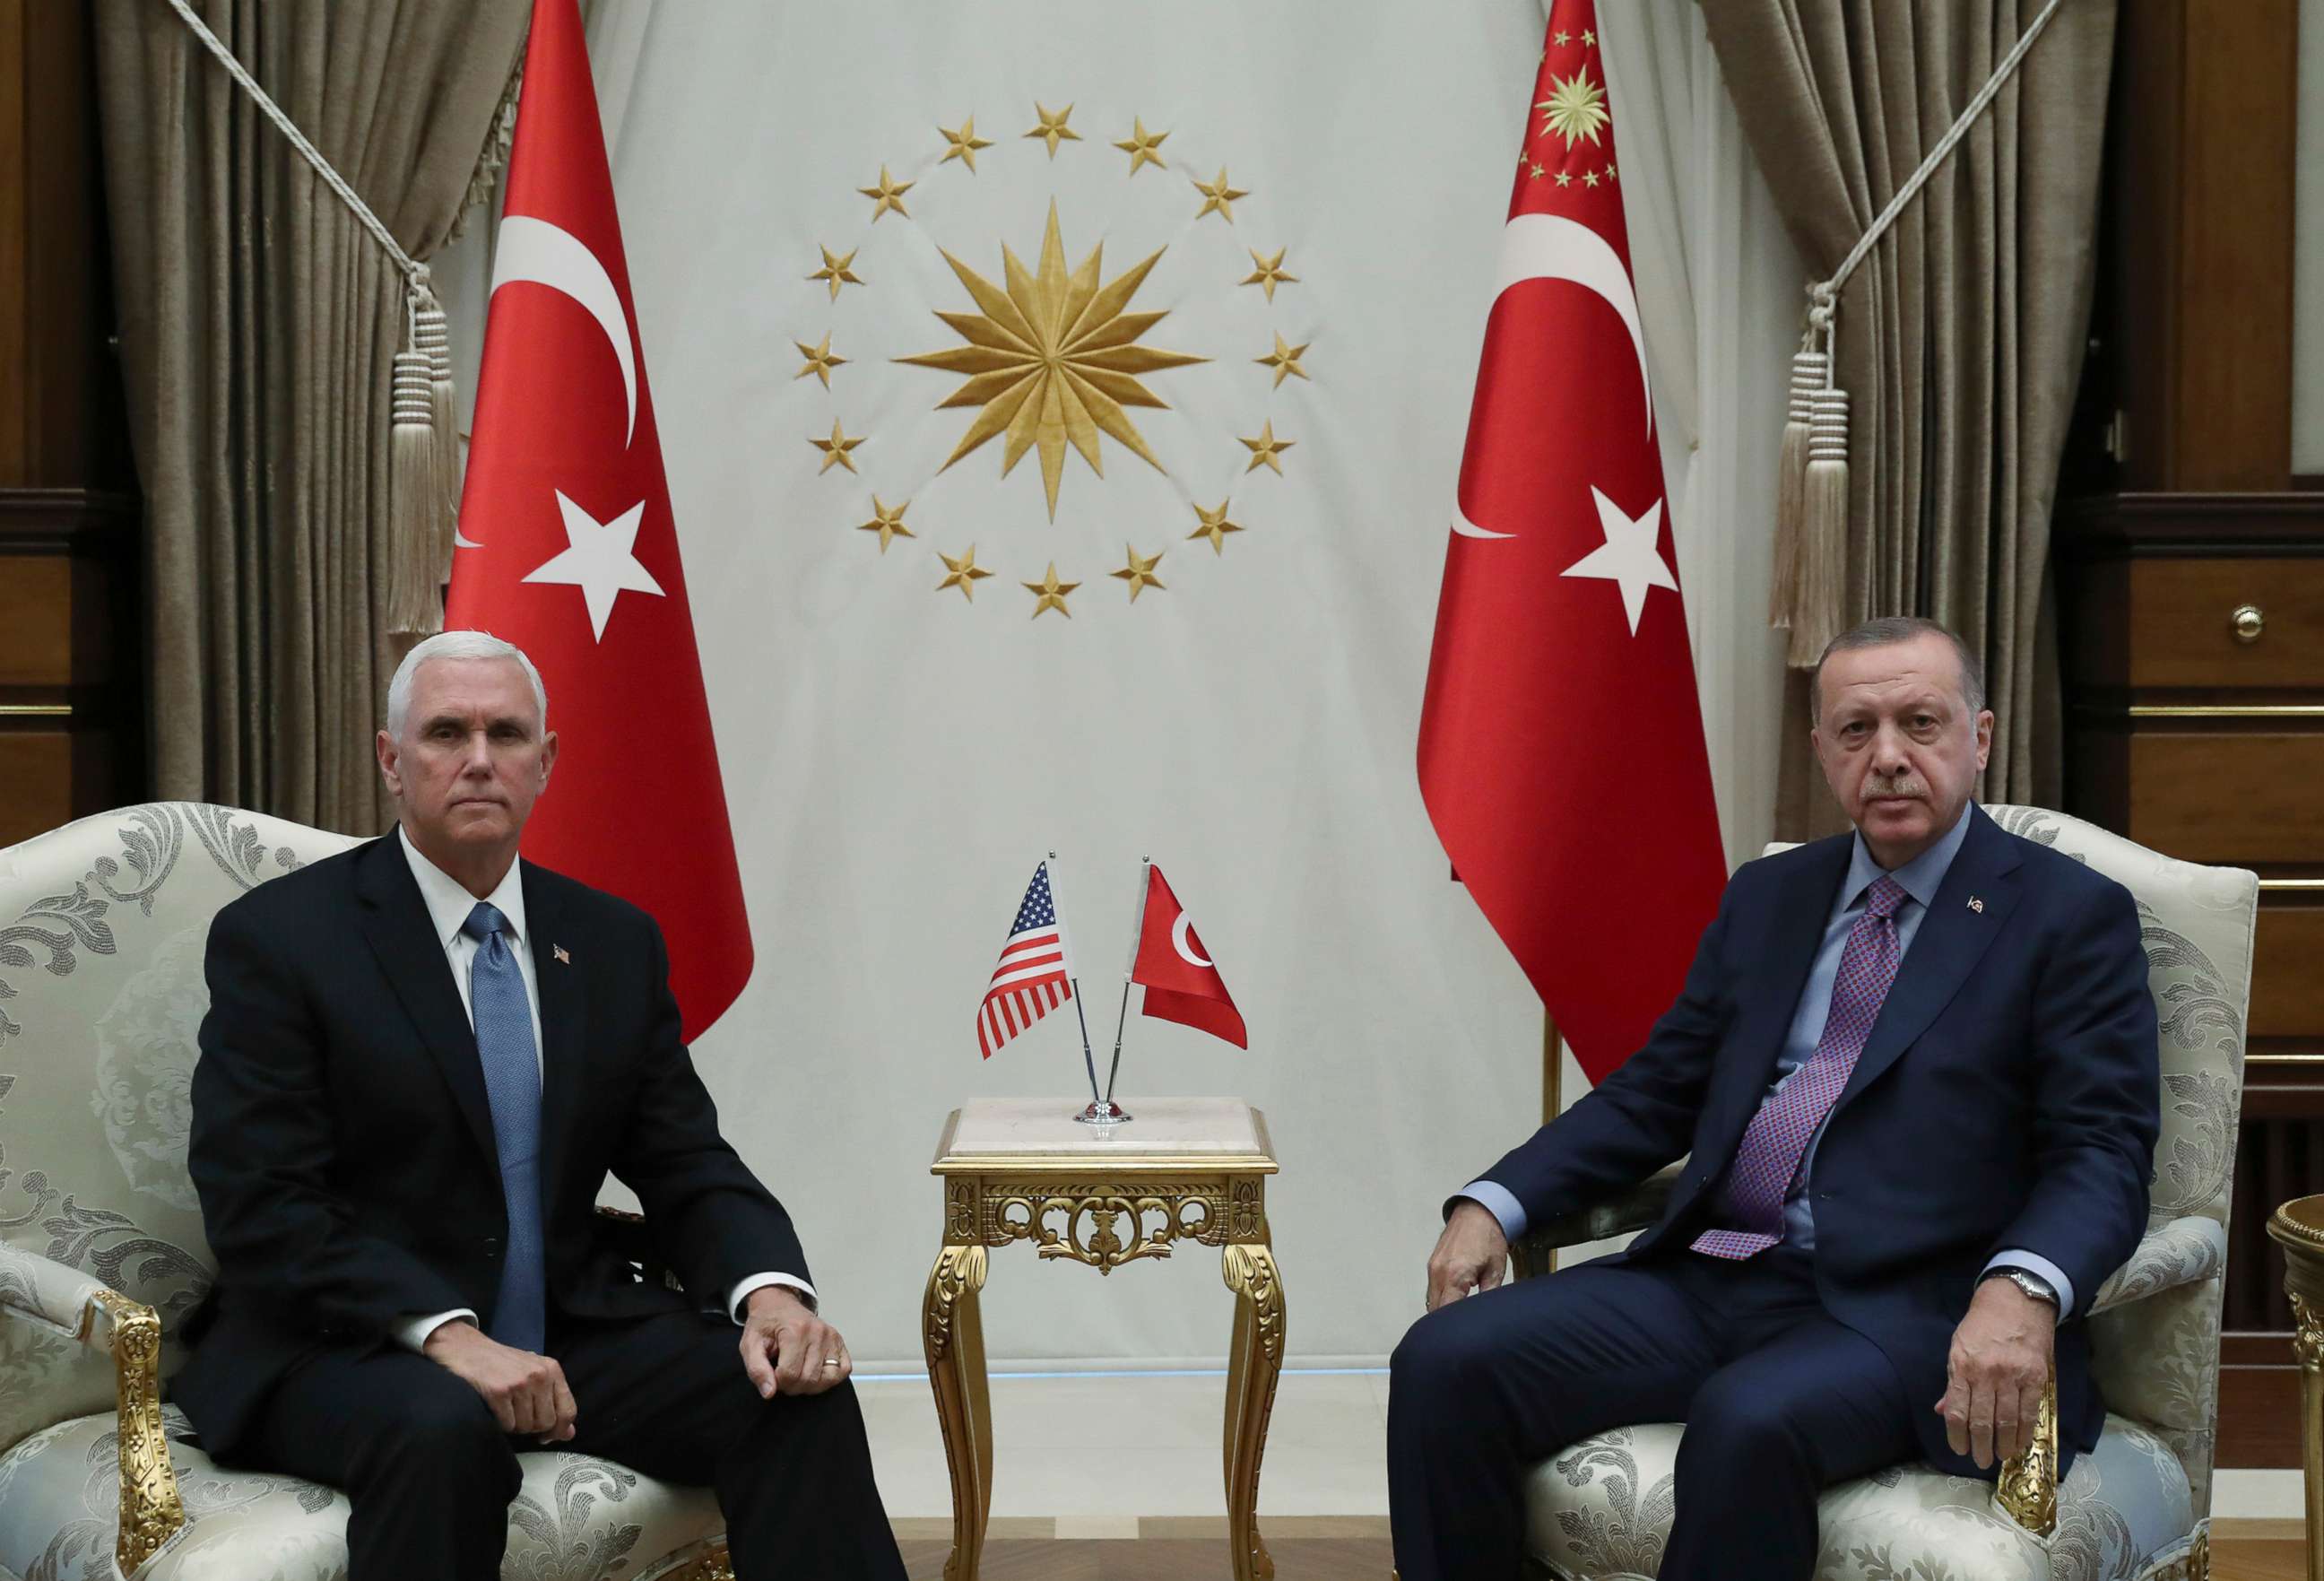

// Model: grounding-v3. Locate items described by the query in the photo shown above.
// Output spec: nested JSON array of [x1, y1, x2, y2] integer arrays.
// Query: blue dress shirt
[[1461, 803, 2080, 1315]]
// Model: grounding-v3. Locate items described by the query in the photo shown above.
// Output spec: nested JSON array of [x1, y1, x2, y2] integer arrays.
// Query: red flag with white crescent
[[1131, 865, 1247, 1050], [446, 0, 750, 1038], [1417, 0, 1724, 1083]]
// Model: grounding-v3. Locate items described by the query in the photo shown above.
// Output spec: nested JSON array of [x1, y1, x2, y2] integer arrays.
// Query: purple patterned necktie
[[1693, 874, 1912, 1260]]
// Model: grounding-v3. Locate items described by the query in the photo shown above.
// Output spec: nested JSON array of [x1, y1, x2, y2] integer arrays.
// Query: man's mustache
[[1862, 777, 1927, 800]]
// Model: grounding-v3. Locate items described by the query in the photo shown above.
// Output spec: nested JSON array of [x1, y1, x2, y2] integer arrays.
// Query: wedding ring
[[822, 1358, 841, 1368]]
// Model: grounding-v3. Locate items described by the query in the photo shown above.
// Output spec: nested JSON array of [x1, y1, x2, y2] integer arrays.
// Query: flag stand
[[1100, 856, 1150, 1109], [1048, 851, 1127, 1125], [1543, 1014, 1564, 1273]]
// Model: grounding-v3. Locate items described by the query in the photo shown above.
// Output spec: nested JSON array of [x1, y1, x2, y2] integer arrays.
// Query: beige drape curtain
[[1699, 0, 2115, 838], [92, 1, 529, 833]]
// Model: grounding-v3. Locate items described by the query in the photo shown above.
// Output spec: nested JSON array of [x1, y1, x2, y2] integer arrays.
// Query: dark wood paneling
[[2062, 559, 2324, 691], [0, 730, 74, 847], [2254, 904, 2324, 1039], [2068, 731, 2324, 865]]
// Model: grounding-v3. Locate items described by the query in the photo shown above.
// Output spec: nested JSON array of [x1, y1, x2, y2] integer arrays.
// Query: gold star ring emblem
[[936, 544, 995, 602], [1110, 544, 1166, 602], [858, 495, 914, 552], [1022, 561, 1080, 619], [1188, 499, 1244, 554], [810, 417, 865, 474], [938, 116, 994, 173], [808, 246, 864, 301], [1192, 168, 1250, 223], [857, 164, 915, 222], [1114, 117, 1170, 177], [1538, 70, 1609, 149], [1255, 332, 1311, 388], [1241, 247, 1298, 301], [1239, 419, 1295, 474], [1025, 101, 1081, 158], [793, 334, 846, 388]]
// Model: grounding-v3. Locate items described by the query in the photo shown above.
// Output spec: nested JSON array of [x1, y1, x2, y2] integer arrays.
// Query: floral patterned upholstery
[[1521, 805, 2256, 1581], [0, 805, 728, 1578]]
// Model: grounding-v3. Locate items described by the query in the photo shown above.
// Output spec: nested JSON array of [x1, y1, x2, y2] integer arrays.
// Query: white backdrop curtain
[[438, 0, 1801, 1368]]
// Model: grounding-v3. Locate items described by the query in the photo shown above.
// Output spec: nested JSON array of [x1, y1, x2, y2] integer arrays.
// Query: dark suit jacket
[[175, 833, 806, 1457], [1477, 805, 2160, 1475]]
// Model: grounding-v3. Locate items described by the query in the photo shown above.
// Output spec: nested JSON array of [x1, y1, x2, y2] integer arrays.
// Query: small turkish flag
[[445, 0, 750, 1039], [1131, 865, 1247, 1050]]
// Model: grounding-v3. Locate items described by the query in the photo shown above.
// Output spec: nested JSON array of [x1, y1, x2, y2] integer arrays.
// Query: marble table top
[[932, 1098, 1276, 1173]]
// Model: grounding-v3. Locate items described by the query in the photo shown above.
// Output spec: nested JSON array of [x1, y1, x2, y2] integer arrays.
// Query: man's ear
[[1973, 709, 1995, 772], [376, 729, 403, 797]]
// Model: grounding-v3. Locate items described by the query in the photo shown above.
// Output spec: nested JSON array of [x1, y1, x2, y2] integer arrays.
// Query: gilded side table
[[923, 1098, 1285, 1581], [2271, 1195, 2324, 1581]]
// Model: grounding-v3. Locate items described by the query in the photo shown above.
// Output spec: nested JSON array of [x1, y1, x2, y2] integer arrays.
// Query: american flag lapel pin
[[1967, 897, 1985, 915], [553, 944, 572, 965]]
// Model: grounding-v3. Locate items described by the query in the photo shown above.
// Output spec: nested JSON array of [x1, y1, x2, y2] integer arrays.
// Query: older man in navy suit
[[1387, 617, 2160, 1581]]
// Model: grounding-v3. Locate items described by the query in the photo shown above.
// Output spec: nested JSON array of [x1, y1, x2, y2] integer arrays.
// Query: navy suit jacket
[[1477, 805, 2160, 1474]]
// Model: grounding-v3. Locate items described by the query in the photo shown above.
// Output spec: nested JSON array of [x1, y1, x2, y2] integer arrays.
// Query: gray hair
[[385, 630, 549, 740], [1811, 617, 1986, 717]]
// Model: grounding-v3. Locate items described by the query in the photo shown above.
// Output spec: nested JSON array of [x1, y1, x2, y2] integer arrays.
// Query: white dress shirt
[[392, 829, 812, 1351]]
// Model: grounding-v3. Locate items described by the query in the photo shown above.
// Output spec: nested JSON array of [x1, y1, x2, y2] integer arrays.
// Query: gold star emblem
[[1192, 167, 1249, 222], [1583, 168, 1601, 187], [808, 245, 864, 301], [1024, 101, 1081, 158], [897, 201, 1205, 520], [793, 333, 846, 388], [1607, 162, 1618, 182], [938, 116, 994, 173], [1188, 499, 1244, 554], [1528, 161, 1547, 179], [1241, 247, 1298, 301], [1240, 420, 1295, 474], [1255, 332, 1310, 388], [856, 164, 915, 222], [1555, 170, 1573, 188], [1114, 117, 1170, 177], [810, 417, 864, 474], [935, 544, 995, 602], [1537, 69, 1609, 148], [857, 494, 914, 552], [1110, 544, 1166, 602], [1553, 29, 1571, 45], [1022, 561, 1080, 619], [1583, 28, 1596, 47]]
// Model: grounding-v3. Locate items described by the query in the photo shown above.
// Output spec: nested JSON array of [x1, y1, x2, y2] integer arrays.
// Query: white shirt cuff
[[1457, 1180, 1529, 1244], [396, 1308, 478, 1352], [727, 1272, 817, 1322], [1982, 1249, 2077, 1318]]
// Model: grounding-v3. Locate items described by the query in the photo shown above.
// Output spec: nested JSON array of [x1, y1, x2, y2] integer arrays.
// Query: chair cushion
[[1523, 1413, 2193, 1580], [0, 1403, 724, 1581]]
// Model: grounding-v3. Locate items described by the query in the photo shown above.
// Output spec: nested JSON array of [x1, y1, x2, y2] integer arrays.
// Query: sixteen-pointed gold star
[[793, 333, 846, 387], [1538, 69, 1609, 148], [1255, 332, 1311, 388], [897, 201, 1206, 520], [1110, 544, 1166, 601], [810, 417, 865, 474], [938, 116, 995, 172], [1192, 167, 1250, 222], [857, 164, 915, 222], [1240, 419, 1294, 474], [935, 544, 994, 601], [857, 495, 914, 552], [1241, 247, 1298, 301], [809, 246, 864, 300], [1188, 499, 1244, 554], [1114, 117, 1170, 176], [1025, 101, 1082, 158], [1022, 561, 1080, 619]]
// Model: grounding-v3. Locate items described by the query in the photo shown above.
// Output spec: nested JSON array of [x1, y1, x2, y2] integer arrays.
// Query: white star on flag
[[523, 490, 665, 642], [1560, 486, 1677, 635]]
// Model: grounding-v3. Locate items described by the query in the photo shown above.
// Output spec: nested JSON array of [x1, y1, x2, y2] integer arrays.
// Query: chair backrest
[[1765, 804, 2256, 1517], [0, 804, 364, 1355]]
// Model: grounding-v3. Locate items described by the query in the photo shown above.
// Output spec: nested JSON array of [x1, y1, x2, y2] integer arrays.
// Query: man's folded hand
[[1426, 1200, 1512, 1313], [421, 1319, 578, 1441]]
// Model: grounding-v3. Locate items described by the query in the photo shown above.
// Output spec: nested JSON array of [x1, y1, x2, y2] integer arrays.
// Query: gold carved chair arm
[[1508, 1164, 1685, 1280], [0, 1244, 186, 1575]]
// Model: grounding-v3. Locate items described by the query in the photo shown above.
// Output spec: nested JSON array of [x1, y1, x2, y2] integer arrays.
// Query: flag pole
[[1050, 851, 1126, 1125], [1544, 1012, 1564, 1272], [1103, 856, 1148, 1104]]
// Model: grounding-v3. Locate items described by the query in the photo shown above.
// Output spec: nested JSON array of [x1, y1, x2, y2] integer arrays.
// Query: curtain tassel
[[1794, 381, 1851, 667], [387, 282, 444, 638], [413, 275, 460, 566], [1769, 342, 1825, 630]]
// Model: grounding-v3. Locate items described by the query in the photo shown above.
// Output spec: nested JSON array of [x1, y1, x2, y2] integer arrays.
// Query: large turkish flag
[[446, 0, 750, 1039], [1417, 0, 1724, 1083]]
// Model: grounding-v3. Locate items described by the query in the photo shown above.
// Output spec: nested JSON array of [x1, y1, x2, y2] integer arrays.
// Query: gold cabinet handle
[[2233, 604, 2265, 643]]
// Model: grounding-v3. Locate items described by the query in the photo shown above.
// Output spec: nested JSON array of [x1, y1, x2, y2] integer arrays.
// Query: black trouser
[[1387, 1247, 1920, 1581], [226, 1308, 906, 1581]]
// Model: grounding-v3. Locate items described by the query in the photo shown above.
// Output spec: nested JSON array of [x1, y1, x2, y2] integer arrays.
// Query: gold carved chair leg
[[88, 1289, 186, 1576], [1222, 1240, 1286, 1581], [1993, 1376, 2060, 1537], [2296, 1292, 2324, 1581], [924, 1243, 993, 1581]]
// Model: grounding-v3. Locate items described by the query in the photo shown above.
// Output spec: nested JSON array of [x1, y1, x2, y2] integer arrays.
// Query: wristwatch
[[1981, 1267, 2059, 1309]]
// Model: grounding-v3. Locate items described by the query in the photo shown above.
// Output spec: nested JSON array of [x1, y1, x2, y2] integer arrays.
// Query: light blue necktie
[[462, 901, 546, 1353]]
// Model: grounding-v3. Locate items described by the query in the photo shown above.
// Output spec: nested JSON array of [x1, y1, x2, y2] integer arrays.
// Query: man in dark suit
[[178, 630, 906, 1580], [1387, 617, 2160, 1580]]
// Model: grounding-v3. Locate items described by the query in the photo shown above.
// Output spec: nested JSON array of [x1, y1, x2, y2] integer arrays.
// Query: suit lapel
[[1834, 806, 2022, 1113], [524, 862, 588, 1206], [355, 837, 499, 1166]]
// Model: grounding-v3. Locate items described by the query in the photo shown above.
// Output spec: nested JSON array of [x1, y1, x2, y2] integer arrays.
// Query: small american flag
[[979, 863, 1074, 1059]]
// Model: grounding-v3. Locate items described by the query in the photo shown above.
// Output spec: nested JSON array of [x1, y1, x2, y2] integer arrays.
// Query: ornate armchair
[[1513, 806, 2254, 1581], [0, 804, 733, 1580]]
